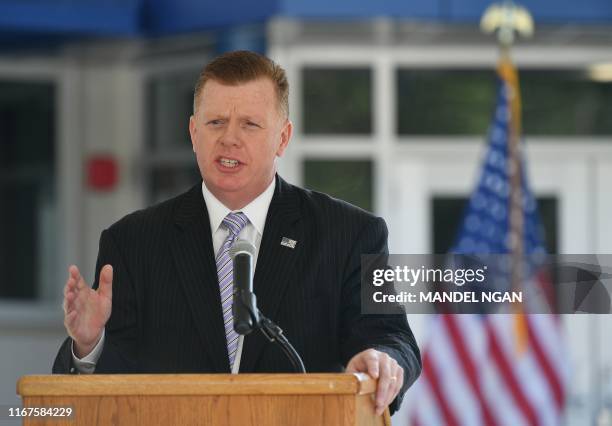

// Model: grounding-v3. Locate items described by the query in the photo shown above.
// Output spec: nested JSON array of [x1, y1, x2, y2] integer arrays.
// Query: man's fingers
[[64, 271, 82, 294], [69, 265, 85, 289], [64, 290, 76, 305], [375, 355, 392, 414], [385, 363, 403, 408], [75, 270, 88, 291], [68, 265, 79, 280], [66, 291, 83, 317], [64, 282, 73, 298], [63, 281, 75, 304], [364, 352, 380, 379], [64, 310, 77, 331], [98, 265, 113, 299], [348, 351, 380, 377], [65, 309, 77, 322], [346, 350, 380, 379], [345, 356, 364, 373], [388, 366, 404, 406], [63, 282, 79, 314]]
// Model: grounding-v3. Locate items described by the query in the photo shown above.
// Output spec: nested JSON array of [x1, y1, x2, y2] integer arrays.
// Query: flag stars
[[458, 237, 476, 252], [491, 126, 506, 146], [496, 106, 511, 121], [466, 214, 481, 232], [471, 193, 488, 210], [491, 202, 507, 221], [487, 149, 507, 172]]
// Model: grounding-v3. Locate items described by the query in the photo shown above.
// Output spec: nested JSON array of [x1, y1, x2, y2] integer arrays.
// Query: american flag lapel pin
[[280, 237, 297, 249]]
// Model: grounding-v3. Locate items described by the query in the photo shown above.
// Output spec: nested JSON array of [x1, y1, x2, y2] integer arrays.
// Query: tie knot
[[222, 212, 248, 237]]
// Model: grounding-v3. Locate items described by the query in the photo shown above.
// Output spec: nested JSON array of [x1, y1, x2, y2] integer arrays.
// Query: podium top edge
[[17, 373, 377, 397]]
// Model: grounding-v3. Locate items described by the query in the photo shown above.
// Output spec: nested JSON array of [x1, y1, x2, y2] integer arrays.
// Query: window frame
[[0, 56, 79, 324], [139, 53, 213, 205], [270, 42, 612, 253]]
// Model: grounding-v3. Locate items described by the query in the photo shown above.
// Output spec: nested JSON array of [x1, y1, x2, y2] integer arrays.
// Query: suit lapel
[[170, 183, 230, 373], [240, 175, 303, 372]]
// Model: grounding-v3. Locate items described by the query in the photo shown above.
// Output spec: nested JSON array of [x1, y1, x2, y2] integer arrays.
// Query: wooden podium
[[17, 373, 390, 425]]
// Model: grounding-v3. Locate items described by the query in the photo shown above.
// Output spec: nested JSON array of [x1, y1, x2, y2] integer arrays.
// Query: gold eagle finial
[[480, 1, 534, 46]]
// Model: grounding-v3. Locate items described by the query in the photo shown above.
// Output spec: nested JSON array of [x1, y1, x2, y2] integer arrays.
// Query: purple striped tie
[[216, 212, 249, 370]]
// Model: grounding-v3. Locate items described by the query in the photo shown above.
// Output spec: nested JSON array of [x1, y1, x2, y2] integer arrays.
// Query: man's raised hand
[[62, 264, 113, 358]]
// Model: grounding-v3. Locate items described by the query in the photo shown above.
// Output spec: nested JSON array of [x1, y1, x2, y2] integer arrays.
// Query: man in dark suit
[[55, 50, 421, 415]]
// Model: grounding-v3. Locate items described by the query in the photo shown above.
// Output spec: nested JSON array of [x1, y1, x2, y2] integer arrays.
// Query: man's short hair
[[193, 50, 289, 118]]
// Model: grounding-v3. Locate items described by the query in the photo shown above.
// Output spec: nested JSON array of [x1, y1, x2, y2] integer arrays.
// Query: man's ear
[[189, 115, 196, 153], [276, 119, 293, 157]]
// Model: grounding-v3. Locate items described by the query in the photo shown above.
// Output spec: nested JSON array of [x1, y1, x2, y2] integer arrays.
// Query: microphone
[[230, 240, 259, 335]]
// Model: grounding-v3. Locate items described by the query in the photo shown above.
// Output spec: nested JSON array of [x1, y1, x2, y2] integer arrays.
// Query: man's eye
[[207, 119, 223, 126], [246, 121, 260, 128]]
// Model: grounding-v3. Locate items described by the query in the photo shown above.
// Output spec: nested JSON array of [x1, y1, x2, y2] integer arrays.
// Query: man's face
[[189, 78, 292, 209]]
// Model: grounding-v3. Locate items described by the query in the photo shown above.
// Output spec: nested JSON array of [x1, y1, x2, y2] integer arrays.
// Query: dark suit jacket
[[53, 175, 421, 413]]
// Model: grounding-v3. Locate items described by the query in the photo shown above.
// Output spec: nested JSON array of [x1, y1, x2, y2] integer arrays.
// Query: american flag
[[409, 58, 569, 426]]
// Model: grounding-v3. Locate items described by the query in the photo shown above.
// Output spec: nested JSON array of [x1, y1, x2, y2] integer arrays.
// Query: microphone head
[[230, 239, 256, 259]]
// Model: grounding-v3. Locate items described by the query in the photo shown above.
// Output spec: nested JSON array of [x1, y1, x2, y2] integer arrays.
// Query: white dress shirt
[[72, 178, 276, 374]]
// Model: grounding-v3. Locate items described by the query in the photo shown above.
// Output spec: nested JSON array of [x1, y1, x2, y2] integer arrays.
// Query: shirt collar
[[201, 178, 276, 236]]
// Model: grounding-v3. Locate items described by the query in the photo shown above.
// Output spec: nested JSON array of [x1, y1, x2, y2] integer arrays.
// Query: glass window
[[397, 68, 612, 136], [146, 69, 201, 150], [149, 164, 201, 205], [146, 69, 206, 205], [521, 70, 612, 135], [302, 67, 372, 135], [303, 159, 373, 211], [0, 81, 56, 299], [397, 69, 495, 135], [432, 196, 558, 253]]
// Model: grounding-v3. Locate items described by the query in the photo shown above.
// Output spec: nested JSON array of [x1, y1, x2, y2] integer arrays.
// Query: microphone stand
[[257, 312, 306, 373], [234, 288, 306, 373]]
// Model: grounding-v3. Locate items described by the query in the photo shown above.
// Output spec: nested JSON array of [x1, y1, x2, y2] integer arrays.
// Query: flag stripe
[[486, 321, 540, 426], [432, 317, 483, 426], [526, 317, 565, 410], [466, 316, 529, 426], [491, 315, 558, 426], [527, 311, 566, 376], [442, 314, 498, 426], [422, 351, 461, 426], [413, 374, 445, 426]]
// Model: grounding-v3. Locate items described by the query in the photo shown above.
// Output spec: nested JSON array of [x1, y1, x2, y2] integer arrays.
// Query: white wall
[[0, 305, 65, 423]]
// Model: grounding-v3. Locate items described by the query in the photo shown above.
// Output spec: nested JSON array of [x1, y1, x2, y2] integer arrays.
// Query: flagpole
[[480, 1, 533, 351]]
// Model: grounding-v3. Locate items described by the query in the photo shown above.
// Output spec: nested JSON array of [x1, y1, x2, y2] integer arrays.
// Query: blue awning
[[0, 0, 610, 40], [0, 0, 279, 38], [144, 0, 278, 36], [0, 0, 142, 36]]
